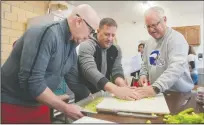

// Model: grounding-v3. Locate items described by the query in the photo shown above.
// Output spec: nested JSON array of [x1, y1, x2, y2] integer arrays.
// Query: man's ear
[[163, 16, 167, 22], [75, 16, 83, 27], [96, 29, 100, 33]]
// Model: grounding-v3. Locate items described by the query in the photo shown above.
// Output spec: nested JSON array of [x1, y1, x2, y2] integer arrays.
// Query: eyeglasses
[[145, 20, 161, 29], [76, 14, 95, 35]]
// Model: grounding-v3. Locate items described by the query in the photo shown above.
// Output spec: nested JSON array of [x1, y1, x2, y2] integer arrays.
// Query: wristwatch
[[152, 86, 160, 94]]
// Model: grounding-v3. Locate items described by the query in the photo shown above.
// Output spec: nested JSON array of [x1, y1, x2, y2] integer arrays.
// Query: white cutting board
[[73, 116, 115, 123], [96, 93, 170, 114]]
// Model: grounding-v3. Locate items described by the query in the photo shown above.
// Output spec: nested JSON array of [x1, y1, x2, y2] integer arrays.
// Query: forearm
[[104, 82, 119, 93], [36, 87, 67, 113]]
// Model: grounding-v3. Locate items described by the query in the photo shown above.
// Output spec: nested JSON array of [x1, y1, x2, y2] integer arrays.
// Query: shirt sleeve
[[112, 45, 125, 82], [78, 41, 109, 90]]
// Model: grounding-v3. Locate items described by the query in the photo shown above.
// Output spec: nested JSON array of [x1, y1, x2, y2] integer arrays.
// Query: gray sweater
[[78, 37, 124, 91], [1, 19, 78, 106], [140, 27, 194, 92], [63, 36, 125, 102]]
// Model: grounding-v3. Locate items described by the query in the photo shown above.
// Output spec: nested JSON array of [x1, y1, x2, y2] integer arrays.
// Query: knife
[[97, 109, 159, 119], [181, 95, 192, 106], [116, 112, 158, 119]]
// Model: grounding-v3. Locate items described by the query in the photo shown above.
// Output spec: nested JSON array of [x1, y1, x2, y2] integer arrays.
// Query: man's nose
[[107, 36, 113, 41], [148, 27, 155, 32]]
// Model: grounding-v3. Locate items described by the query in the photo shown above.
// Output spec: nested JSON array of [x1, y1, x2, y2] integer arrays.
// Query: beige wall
[[1, 1, 49, 64]]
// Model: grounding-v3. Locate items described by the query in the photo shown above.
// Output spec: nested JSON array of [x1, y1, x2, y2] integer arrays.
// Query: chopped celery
[[83, 97, 104, 112], [146, 120, 151, 124], [163, 108, 204, 124]]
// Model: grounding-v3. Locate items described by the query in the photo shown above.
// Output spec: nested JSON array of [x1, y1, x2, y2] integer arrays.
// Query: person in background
[[136, 6, 194, 99], [69, 18, 140, 102], [1, 4, 100, 123], [188, 45, 199, 85], [138, 43, 145, 59], [130, 42, 145, 78]]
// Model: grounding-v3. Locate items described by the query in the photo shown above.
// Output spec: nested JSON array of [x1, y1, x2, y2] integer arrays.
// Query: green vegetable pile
[[163, 108, 204, 124], [83, 97, 104, 112], [146, 120, 151, 124]]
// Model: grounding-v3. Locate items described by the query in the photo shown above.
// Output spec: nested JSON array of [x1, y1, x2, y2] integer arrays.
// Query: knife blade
[[97, 108, 159, 119], [117, 112, 158, 119], [181, 95, 192, 106]]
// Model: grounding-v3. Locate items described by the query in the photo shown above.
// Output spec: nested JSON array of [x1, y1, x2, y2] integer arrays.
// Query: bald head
[[69, 4, 100, 30], [67, 4, 100, 44]]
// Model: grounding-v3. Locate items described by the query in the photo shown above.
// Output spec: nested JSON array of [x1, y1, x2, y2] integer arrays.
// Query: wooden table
[[89, 91, 204, 123]]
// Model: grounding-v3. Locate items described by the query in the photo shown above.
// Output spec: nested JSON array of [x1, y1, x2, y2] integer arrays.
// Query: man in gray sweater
[[137, 6, 194, 98], [1, 4, 100, 123], [72, 18, 139, 101]]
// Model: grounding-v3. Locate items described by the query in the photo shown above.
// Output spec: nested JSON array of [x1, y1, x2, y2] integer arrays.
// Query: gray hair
[[144, 6, 165, 19]]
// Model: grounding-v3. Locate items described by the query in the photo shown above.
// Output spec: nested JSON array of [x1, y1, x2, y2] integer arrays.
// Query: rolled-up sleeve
[[18, 28, 56, 98]]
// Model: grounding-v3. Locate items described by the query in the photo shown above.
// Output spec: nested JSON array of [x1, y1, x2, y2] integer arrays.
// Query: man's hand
[[112, 86, 140, 100], [64, 104, 84, 120], [134, 86, 156, 99], [36, 87, 84, 120], [115, 77, 128, 87], [57, 94, 69, 101], [138, 75, 148, 87]]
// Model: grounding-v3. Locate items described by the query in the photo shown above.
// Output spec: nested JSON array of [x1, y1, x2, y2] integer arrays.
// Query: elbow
[[28, 76, 47, 99], [28, 83, 47, 99]]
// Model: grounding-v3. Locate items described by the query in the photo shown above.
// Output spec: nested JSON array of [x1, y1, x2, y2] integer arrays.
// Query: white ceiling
[[68, 1, 204, 23]]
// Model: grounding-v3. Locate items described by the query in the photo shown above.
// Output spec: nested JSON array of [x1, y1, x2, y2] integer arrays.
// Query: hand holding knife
[[181, 95, 192, 106]]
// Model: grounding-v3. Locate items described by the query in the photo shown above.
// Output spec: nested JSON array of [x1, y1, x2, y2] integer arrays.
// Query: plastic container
[[54, 79, 67, 95]]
